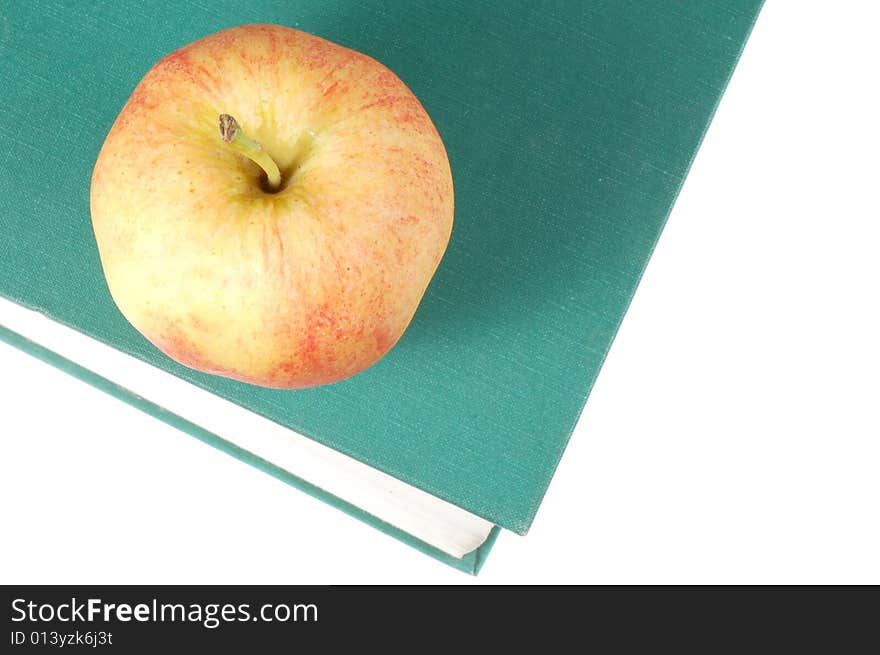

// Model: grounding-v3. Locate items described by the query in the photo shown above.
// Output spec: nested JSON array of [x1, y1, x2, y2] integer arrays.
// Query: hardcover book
[[0, 0, 762, 573]]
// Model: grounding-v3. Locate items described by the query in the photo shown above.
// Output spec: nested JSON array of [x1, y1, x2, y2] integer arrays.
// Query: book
[[0, 0, 762, 573]]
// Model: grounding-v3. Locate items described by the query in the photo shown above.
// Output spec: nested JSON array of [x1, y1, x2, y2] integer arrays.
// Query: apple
[[90, 24, 454, 388]]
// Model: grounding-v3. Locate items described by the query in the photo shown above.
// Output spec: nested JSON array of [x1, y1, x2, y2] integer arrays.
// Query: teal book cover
[[0, 1, 762, 573]]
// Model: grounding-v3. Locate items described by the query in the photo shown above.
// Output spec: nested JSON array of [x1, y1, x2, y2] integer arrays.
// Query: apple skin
[[91, 24, 453, 388]]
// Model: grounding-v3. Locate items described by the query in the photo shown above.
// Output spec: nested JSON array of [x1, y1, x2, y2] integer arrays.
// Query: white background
[[1, 3, 878, 584]]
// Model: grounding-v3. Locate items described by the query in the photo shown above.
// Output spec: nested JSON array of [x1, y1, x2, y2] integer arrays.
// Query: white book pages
[[0, 295, 495, 559]]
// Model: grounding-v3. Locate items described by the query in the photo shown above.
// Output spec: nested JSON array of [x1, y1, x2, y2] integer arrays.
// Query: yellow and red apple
[[91, 24, 453, 388]]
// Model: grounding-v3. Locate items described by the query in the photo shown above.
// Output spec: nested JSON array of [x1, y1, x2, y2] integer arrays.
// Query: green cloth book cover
[[0, 1, 762, 573]]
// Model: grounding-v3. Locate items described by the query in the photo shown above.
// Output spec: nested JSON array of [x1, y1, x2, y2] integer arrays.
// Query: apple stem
[[219, 114, 282, 191]]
